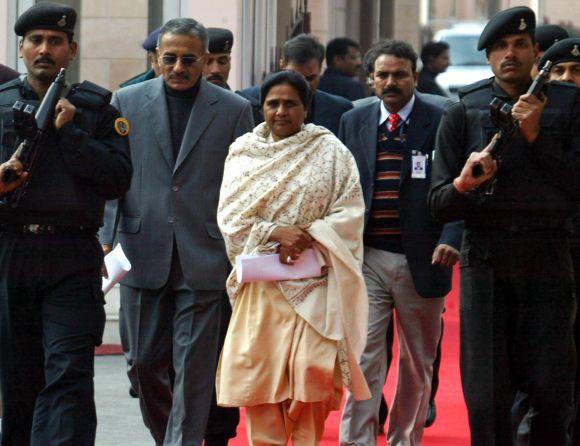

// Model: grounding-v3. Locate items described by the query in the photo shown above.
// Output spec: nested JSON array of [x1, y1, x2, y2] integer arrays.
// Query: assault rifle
[[471, 60, 553, 194], [1, 68, 67, 207]]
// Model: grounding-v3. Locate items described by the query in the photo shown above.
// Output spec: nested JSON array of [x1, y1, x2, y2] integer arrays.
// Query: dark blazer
[[338, 93, 462, 298], [100, 77, 254, 290], [238, 85, 353, 136], [318, 67, 366, 101], [417, 68, 448, 98]]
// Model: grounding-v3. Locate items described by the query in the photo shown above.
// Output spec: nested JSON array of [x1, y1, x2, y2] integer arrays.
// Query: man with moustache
[[100, 18, 253, 446], [354, 40, 453, 432], [0, 2, 132, 445], [203, 28, 233, 89], [238, 33, 352, 136], [338, 40, 462, 446], [429, 7, 580, 446]]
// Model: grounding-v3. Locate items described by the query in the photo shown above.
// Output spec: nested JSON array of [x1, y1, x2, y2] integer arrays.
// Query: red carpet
[[230, 268, 470, 445]]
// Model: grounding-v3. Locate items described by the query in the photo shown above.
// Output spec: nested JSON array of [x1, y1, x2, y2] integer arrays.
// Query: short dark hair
[[420, 41, 449, 65], [362, 39, 390, 75], [260, 70, 313, 109], [325, 37, 361, 67], [366, 39, 418, 73], [283, 34, 325, 66], [157, 18, 208, 52]]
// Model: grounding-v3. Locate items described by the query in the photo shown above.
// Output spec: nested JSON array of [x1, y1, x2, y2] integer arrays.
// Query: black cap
[[207, 28, 234, 54], [15, 2, 76, 38], [142, 27, 162, 52], [478, 6, 536, 51], [535, 24, 570, 52], [539, 37, 580, 68]]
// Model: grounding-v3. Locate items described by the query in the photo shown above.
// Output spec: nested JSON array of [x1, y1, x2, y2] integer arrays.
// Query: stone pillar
[[392, 0, 421, 50], [79, 0, 149, 92], [183, 0, 245, 90]]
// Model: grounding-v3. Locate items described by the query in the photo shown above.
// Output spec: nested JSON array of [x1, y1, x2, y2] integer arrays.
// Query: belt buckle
[[27, 224, 41, 234]]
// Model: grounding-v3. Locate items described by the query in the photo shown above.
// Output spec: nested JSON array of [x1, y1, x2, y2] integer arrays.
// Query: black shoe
[[129, 386, 138, 398], [205, 435, 230, 446], [378, 395, 388, 435], [425, 401, 436, 428]]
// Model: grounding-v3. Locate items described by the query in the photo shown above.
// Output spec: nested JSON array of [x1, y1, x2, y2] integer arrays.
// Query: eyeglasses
[[161, 54, 201, 67]]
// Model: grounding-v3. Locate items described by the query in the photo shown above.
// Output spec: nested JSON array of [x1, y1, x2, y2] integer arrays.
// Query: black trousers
[[571, 246, 580, 446], [205, 293, 240, 445], [0, 231, 106, 446], [460, 228, 576, 446], [121, 250, 226, 446]]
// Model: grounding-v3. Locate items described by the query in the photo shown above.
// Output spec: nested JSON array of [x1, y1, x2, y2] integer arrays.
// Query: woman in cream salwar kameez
[[217, 70, 370, 446]]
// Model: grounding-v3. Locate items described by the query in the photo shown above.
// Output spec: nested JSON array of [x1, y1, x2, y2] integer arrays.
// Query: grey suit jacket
[[100, 76, 254, 290]]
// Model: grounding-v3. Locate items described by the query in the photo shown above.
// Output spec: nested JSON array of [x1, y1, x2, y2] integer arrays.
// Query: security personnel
[[540, 37, 580, 445], [531, 24, 570, 77], [203, 27, 234, 90], [119, 27, 162, 88], [428, 6, 580, 446], [541, 37, 580, 86], [0, 3, 131, 445]]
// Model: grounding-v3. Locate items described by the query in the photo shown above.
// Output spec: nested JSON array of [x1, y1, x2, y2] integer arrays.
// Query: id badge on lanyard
[[411, 150, 427, 179]]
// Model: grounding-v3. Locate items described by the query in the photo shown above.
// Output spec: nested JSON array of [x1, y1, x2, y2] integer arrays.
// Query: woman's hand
[[269, 225, 313, 264]]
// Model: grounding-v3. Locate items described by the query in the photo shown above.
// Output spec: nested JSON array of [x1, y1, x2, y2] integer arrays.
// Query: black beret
[[539, 37, 580, 69], [535, 24, 570, 52], [478, 6, 535, 51], [207, 28, 234, 54], [142, 27, 162, 52], [15, 2, 76, 37]]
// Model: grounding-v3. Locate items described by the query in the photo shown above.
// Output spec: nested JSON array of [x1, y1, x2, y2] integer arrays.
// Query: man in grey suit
[[100, 18, 254, 446]]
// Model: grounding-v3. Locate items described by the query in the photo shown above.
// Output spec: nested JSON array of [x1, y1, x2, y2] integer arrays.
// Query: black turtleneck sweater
[[165, 79, 201, 159]]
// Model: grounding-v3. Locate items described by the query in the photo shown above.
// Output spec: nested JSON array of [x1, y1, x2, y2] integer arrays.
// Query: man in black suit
[[238, 33, 353, 136], [319, 37, 366, 101], [417, 41, 450, 97], [338, 40, 462, 446]]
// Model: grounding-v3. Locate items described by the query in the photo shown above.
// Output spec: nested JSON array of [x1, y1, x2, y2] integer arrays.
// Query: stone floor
[[94, 355, 155, 446]]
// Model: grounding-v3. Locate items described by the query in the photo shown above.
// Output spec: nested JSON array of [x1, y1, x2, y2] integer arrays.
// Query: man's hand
[[453, 135, 499, 195], [269, 225, 314, 264], [101, 244, 112, 278], [511, 92, 546, 144], [432, 244, 460, 268], [0, 157, 28, 196], [54, 98, 76, 129]]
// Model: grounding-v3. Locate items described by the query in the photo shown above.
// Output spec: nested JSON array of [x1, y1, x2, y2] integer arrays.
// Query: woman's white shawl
[[217, 123, 371, 400]]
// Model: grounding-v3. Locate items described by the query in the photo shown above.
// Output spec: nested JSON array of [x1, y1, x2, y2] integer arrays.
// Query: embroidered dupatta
[[218, 123, 371, 400]]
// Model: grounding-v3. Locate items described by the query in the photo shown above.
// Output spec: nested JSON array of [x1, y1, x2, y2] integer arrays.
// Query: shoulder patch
[[458, 78, 494, 98], [114, 117, 130, 136]]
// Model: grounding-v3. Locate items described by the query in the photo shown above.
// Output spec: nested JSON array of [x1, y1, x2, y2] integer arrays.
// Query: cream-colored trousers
[[246, 399, 332, 446]]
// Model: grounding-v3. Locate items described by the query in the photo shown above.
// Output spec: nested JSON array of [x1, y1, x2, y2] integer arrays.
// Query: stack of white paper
[[236, 248, 323, 284], [101, 244, 132, 295]]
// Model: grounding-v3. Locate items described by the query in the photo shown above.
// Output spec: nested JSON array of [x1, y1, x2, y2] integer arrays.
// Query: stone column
[[79, 0, 149, 92]]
